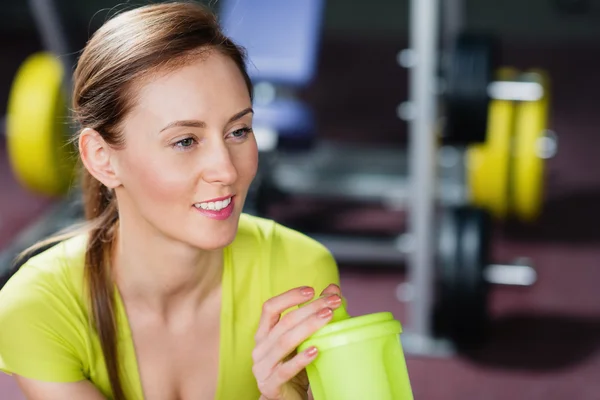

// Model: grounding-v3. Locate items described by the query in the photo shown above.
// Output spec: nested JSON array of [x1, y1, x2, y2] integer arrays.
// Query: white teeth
[[195, 197, 231, 211]]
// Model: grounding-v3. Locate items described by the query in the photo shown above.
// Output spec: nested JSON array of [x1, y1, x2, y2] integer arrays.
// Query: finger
[[320, 283, 341, 297], [257, 346, 319, 397], [255, 286, 315, 343], [254, 293, 342, 362], [258, 306, 333, 371]]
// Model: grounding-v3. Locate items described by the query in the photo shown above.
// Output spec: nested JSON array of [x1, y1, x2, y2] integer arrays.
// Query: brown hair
[[19, 2, 252, 399]]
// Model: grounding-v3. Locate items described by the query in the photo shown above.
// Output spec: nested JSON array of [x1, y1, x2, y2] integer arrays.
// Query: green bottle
[[298, 298, 414, 400]]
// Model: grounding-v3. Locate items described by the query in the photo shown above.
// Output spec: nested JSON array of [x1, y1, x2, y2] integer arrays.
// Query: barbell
[[398, 32, 557, 221], [466, 68, 555, 222], [443, 33, 556, 222]]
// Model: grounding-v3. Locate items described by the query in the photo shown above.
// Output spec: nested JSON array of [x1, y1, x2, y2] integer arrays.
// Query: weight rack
[[400, 0, 554, 356]]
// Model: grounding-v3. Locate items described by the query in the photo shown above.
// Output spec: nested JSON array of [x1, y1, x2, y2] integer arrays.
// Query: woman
[[0, 2, 342, 399]]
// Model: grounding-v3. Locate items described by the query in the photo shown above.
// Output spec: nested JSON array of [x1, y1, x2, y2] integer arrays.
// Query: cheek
[[117, 147, 192, 206], [234, 141, 259, 184]]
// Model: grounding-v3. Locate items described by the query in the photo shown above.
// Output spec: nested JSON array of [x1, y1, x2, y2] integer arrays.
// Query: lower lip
[[193, 197, 235, 220]]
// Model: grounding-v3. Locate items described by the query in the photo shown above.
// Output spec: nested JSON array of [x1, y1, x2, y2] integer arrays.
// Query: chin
[[185, 218, 240, 251], [188, 235, 236, 251]]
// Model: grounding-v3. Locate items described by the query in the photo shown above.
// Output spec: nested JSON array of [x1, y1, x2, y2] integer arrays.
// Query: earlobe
[[79, 128, 121, 188]]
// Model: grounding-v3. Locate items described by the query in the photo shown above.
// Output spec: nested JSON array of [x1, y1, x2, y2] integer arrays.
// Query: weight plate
[[511, 70, 550, 222], [466, 68, 519, 220], [6, 52, 75, 197], [443, 33, 498, 145], [435, 206, 491, 350], [436, 206, 460, 330]]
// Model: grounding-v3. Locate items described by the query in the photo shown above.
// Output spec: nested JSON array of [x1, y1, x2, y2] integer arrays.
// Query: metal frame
[[400, 0, 443, 355], [28, 0, 73, 93], [0, 197, 82, 278]]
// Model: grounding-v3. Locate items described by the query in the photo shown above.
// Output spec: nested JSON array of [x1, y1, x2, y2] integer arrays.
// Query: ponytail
[[81, 168, 126, 400]]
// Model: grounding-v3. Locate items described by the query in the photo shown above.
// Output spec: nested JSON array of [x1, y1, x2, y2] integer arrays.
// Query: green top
[[0, 214, 340, 399]]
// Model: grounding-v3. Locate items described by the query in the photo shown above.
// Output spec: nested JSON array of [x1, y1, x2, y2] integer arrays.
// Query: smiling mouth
[[193, 196, 233, 211]]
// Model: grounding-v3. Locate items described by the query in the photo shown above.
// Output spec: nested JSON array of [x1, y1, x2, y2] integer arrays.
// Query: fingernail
[[301, 287, 314, 297], [318, 307, 332, 318], [305, 347, 318, 357], [326, 295, 342, 306]]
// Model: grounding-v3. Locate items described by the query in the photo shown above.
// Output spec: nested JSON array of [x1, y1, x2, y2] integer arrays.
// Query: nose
[[201, 140, 238, 185]]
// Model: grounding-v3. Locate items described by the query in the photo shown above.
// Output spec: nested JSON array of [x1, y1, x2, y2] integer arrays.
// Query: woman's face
[[112, 51, 258, 250]]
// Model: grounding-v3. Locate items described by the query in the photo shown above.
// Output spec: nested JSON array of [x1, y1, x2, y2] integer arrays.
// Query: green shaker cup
[[297, 298, 413, 400]]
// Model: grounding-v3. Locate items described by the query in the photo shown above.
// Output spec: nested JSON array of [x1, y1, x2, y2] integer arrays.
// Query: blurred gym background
[[1, 0, 600, 399]]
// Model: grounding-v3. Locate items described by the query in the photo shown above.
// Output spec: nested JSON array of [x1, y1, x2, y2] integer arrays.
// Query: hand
[[253, 284, 342, 400]]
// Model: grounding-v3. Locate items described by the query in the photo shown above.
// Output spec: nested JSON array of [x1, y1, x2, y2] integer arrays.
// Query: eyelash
[[172, 127, 253, 150]]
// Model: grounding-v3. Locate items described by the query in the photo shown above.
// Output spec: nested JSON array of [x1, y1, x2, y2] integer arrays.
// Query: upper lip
[[196, 195, 234, 204]]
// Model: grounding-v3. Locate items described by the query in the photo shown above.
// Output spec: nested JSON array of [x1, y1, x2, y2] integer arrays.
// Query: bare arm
[[15, 375, 106, 400]]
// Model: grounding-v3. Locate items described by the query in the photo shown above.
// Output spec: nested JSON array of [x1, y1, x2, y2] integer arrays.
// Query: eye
[[228, 127, 253, 141], [173, 137, 197, 149]]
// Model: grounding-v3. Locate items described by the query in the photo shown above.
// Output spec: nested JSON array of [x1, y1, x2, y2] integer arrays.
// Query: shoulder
[[0, 234, 90, 381], [0, 233, 88, 310], [235, 213, 340, 296], [235, 213, 333, 263], [236, 213, 328, 251]]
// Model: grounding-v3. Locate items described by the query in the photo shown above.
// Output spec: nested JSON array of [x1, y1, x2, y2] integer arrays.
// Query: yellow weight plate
[[6, 52, 76, 197], [467, 68, 518, 220], [511, 70, 550, 222]]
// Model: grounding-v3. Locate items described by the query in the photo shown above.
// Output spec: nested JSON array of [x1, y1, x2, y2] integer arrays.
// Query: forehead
[[130, 51, 251, 124]]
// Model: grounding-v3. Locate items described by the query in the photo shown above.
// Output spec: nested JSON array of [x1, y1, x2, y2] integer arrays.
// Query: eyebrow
[[159, 107, 254, 133]]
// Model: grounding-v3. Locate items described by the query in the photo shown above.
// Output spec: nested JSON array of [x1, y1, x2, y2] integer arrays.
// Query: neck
[[112, 219, 223, 319]]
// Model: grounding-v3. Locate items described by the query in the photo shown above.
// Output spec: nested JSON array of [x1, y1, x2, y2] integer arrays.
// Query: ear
[[79, 128, 121, 189]]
